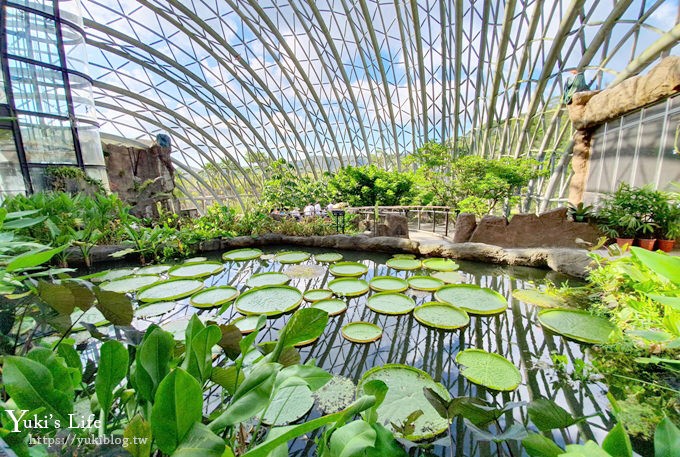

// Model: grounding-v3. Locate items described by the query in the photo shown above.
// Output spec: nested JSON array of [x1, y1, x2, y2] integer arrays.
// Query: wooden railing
[[345, 205, 457, 238]]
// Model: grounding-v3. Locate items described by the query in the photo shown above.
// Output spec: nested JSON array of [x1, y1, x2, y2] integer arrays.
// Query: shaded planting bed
[[72, 246, 611, 456]]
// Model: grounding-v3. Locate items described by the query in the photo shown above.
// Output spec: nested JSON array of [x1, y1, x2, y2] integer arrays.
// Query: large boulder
[[453, 213, 477, 243]]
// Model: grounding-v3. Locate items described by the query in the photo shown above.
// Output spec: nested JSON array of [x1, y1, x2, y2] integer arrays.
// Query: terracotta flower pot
[[638, 238, 657, 250], [657, 239, 676, 253], [616, 238, 634, 251]]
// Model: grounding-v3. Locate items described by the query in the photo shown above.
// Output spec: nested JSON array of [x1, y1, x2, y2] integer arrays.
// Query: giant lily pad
[[432, 271, 464, 284], [422, 258, 459, 271], [101, 275, 161, 293], [329, 261, 368, 277], [304, 289, 333, 302], [246, 272, 290, 288], [315, 253, 343, 263], [413, 302, 469, 330], [160, 316, 192, 340], [94, 268, 137, 283], [392, 254, 416, 259], [234, 285, 303, 316], [455, 349, 522, 391], [274, 251, 311, 264], [168, 262, 223, 279], [435, 284, 508, 315], [311, 299, 347, 316], [71, 307, 108, 332], [184, 256, 207, 264], [262, 383, 314, 426], [366, 292, 415, 315], [314, 376, 356, 414], [189, 286, 239, 309], [284, 264, 325, 279], [230, 315, 266, 334], [386, 258, 422, 270], [512, 289, 565, 308], [136, 264, 171, 275], [538, 309, 617, 344], [137, 279, 205, 303], [136, 301, 177, 319], [342, 322, 382, 343], [222, 248, 262, 261], [357, 364, 451, 441], [328, 278, 369, 297], [408, 275, 444, 291], [369, 276, 408, 293]]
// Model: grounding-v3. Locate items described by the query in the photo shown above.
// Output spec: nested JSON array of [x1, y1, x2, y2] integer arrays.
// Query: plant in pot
[[596, 184, 643, 250], [654, 195, 680, 252], [568, 202, 594, 223], [636, 219, 658, 250]]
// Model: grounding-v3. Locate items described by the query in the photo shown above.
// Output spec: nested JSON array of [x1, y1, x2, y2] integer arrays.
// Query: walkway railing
[[345, 206, 457, 238]]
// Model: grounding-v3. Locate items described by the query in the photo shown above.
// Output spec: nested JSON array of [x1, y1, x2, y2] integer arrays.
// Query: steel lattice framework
[[81, 0, 680, 208]]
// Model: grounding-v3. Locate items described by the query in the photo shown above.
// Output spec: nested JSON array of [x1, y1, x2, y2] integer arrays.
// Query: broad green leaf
[[37, 281, 75, 315], [601, 423, 632, 457], [562, 441, 613, 457], [262, 377, 314, 426], [364, 423, 408, 457], [185, 324, 222, 384], [218, 324, 242, 360], [465, 421, 528, 443], [6, 245, 68, 272], [655, 417, 680, 457], [2, 215, 47, 230], [26, 348, 74, 400], [2, 356, 72, 426], [123, 414, 151, 457], [631, 247, 680, 284], [151, 368, 203, 455], [527, 399, 579, 431], [276, 364, 332, 391], [172, 422, 227, 457], [96, 340, 129, 420], [271, 308, 328, 361], [262, 426, 293, 457], [647, 294, 680, 312], [94, 288, 133, 326], [211, 366, 244, 396], [55, 343, 82, 388], [361, 380, 388, 425], [135, 327, 175, 402], [5, 209, 41, 220], [329, 420, 376, 457], [522, 433, 563, 457]]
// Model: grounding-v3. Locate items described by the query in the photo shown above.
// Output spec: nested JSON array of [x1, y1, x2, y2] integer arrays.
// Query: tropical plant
[[327, 165, 416, 207], [261, 159, 331, 210], [652, 190, 680, 240], [568, 202, 594, 222], [596, 184, 665, 239]]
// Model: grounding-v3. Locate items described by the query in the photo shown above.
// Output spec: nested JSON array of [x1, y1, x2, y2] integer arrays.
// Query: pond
[[80, 245, 613, 456]]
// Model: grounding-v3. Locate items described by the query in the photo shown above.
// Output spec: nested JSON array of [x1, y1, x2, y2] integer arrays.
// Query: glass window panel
[[18, 114, 76, 163], [77, 122, 104, 165], [5, 7, 61, 66], [61, 23, 88, 73], [615, 122, 637, 184], [85, 167, 110, 191], [58, 0, 84, 27], [69, 74, 96, 120], [0, 70, 6, 104], [7, 0, 54, 14], [0, 128, 27, 195], [597, 126, 620, 194], [657, 112, 680, 192], [633, 120, 663, 188], [9, 60, 69, 116]]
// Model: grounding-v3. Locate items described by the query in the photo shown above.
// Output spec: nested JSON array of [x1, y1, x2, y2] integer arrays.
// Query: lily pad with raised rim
[[315, 253, 343, 263], [413, 302, 469, 330], [435, 284, 508, 315], [329, 261, 369, 277], [230, 315, 266, 334], [189, 286, 239, 308], [408, 275, 444, 291], [341, 322, 382, 343], [101, 275, 161, 293], [422, 258, 459, 271], [512, 289, 565, 308], [538, 308, 617, 344], [136, 264, 171, 275], [328, 278, 370, 297], [274, 251, 311, 264], [137, 279, 205, 303], [455, 349, 522, 391], [386, 258, 422, 271], [366, 292, 415, 315], [168, 262, 223, 279], [357, 364, 451, 441], [222, 248, 263, 261], [160, 316, 192, 340], [392, 254, 416, 259], [184, 256, 207, 264], [369, 276, 409, 292], [303, 289, 333, 302], [71, 307, 108, 332], [432, 271, 464, 284], [94, 268, 137, 283], [234, 285, 303, 316], [136, 301, 177, 319], [246, 272, 290, 288], [311, 299, 347, 316]]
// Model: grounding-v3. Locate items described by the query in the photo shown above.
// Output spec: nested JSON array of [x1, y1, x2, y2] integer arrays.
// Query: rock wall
[[454, 208, 601, 248], [104, 142, 179, 218]]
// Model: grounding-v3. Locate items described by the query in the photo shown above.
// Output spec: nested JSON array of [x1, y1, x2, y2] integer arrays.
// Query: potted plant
[[636, 219, 658, 250], [568, 202, 594, 223], [653, 193, 680, 252], [596, 183, 650, 250]]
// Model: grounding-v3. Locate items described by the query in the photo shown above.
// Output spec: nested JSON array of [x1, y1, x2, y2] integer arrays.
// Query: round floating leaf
[[328, 278, 369, 297], [222, 248, 263, 261], [432, 271, 464, 284], [311, 299, 347, 316], [357, 364, 451, 441], [168, 262, 223, 279], [512, 289, 565, 308], [315, 253, 343, 263], [386, 258, 422, 271], [95, 268, 137, 283], [101, 275, 161, 293], [246, 272, 290, 288], [262, 383, 314, 426], [455, 349, 522, 391], [369, 276, 408, 293], [413, 302, 469, 330], [329, 261, 369, 277], [136, 264, 171, 275], [293, 337, 319, 347], [230, 315, 266, 334], [392, 254, 416, 259], [137, 279, 205, 303], [284, 264, 325, 279], [366, 292, 415, 315], [274, 251, 311, 264], [234, 285, 303, 316], [304, 289, 333, 302], [184, 256, 207, 264], [422, 258, 459, 271], [160, 316, 192, 340], [342, 322, 382, 343], [538, 309, 617, 344], [136, 301, 177, 319], [435, 284, 508, 315], [72, 307, 108, 332], [189, 286, 239, 308], [408, 275, 444, 291], [314, 376, 356, 414]]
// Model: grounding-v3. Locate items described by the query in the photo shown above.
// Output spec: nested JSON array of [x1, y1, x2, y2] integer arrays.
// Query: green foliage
[[261, 159, 331, 209], [327, 165, 416, 206]]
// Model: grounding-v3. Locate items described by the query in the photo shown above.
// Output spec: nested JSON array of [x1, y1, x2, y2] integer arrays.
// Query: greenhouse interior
[[0, 0, 679, 456]]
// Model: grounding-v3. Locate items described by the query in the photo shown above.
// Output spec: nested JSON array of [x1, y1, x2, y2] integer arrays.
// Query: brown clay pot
[[616, 238, 634, 251], [657, 239, 676, 253], [638, 238, 657, 250]]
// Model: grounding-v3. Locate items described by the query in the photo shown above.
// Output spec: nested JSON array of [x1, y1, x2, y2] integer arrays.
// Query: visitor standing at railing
[[314, 201, 322, 216]]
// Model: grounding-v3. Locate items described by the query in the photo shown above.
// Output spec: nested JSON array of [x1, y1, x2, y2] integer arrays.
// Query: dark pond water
[[86, 246, 614, 457]]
